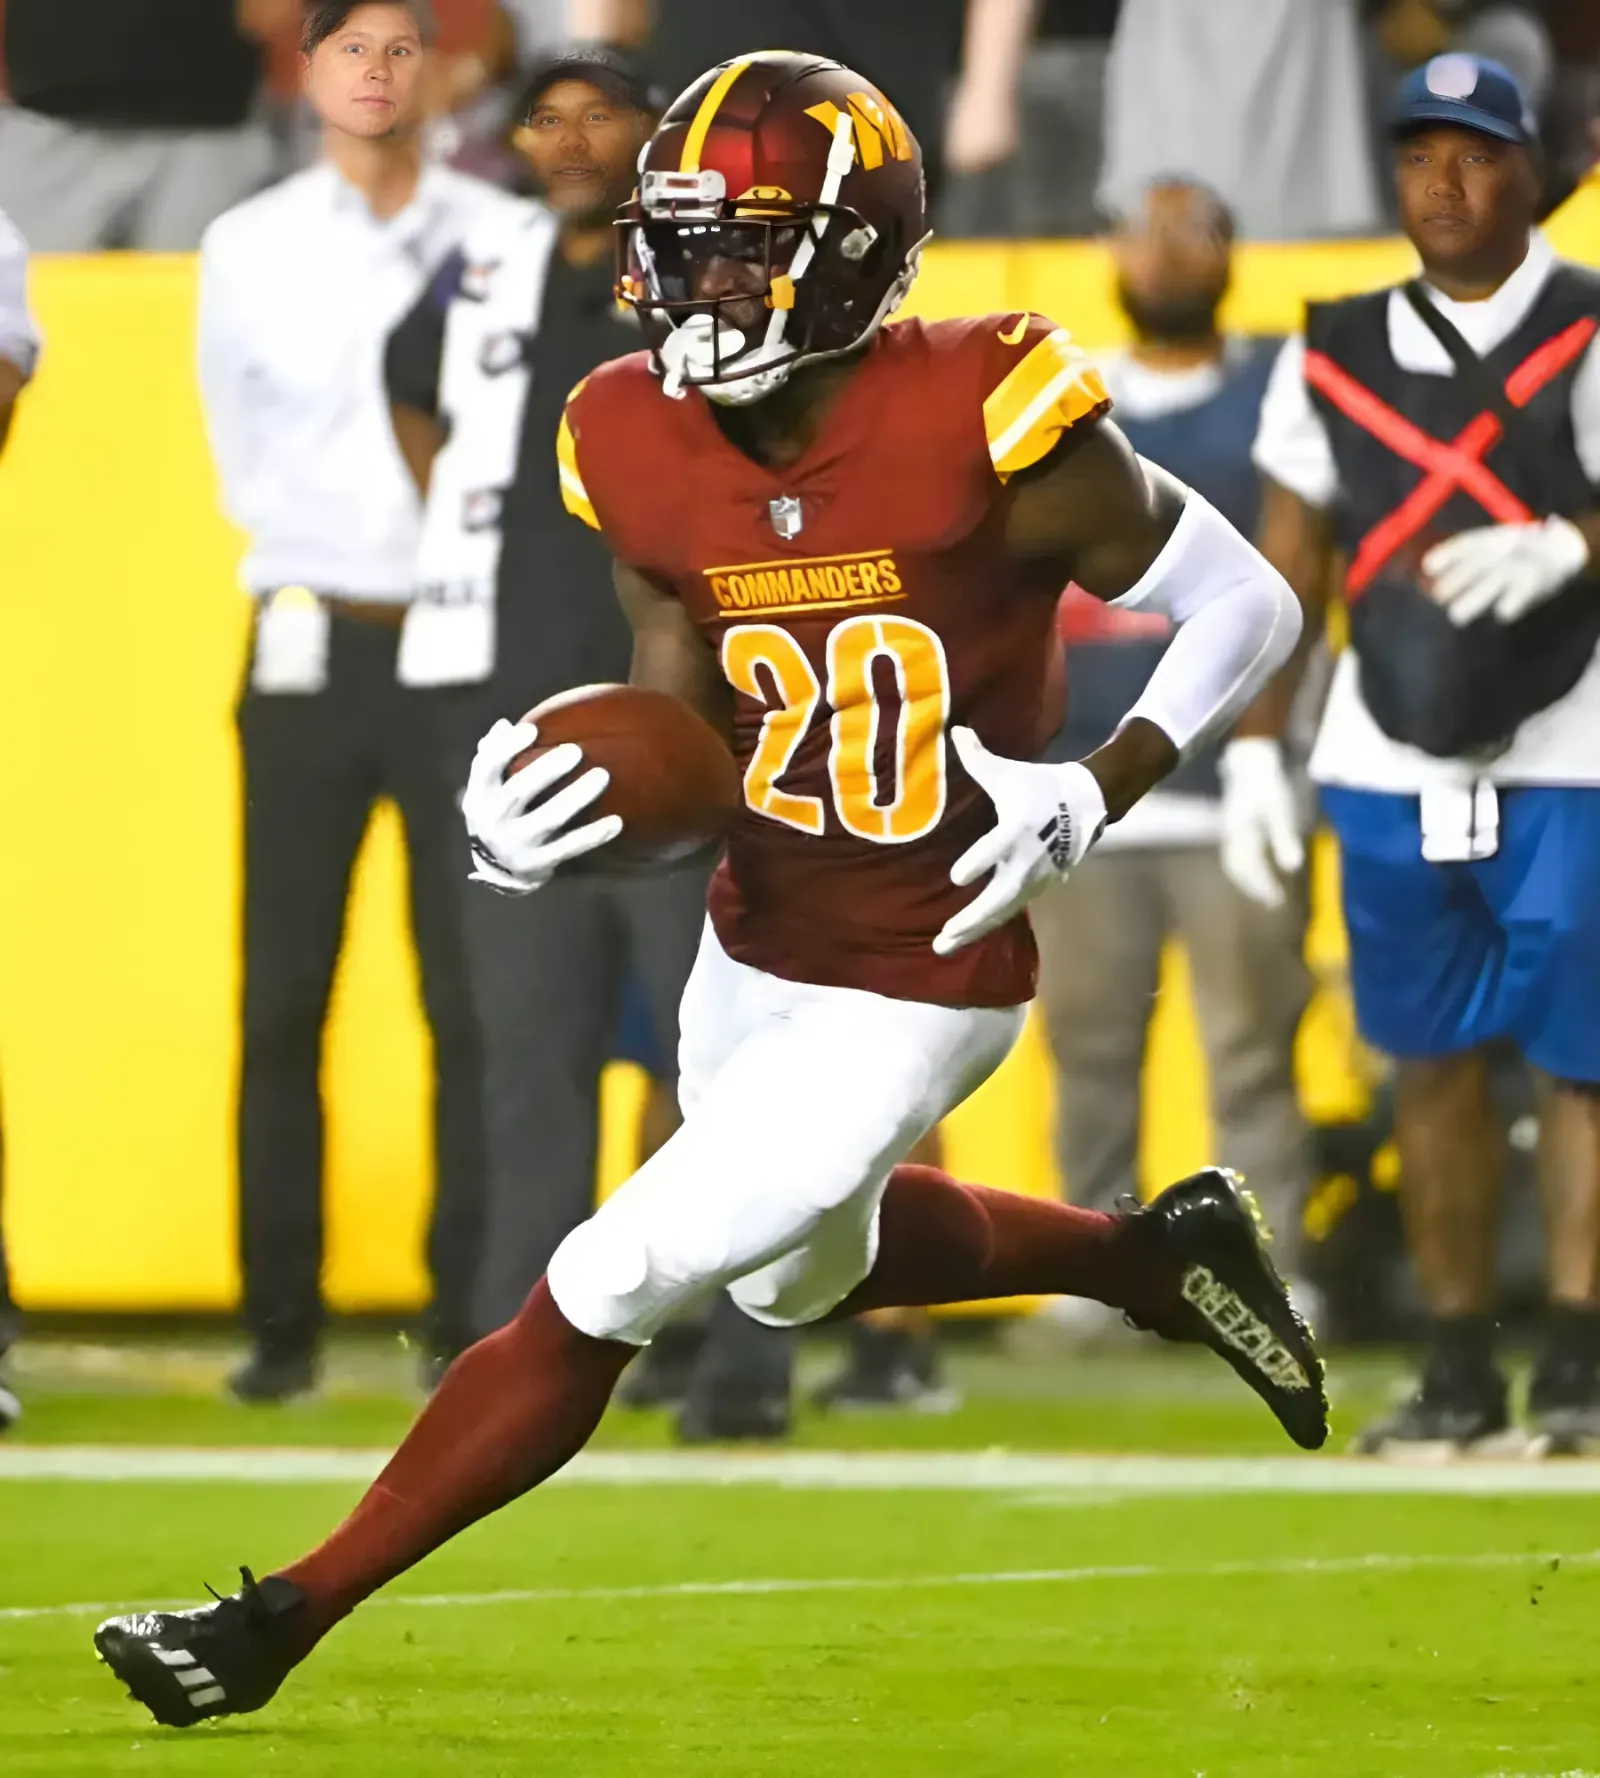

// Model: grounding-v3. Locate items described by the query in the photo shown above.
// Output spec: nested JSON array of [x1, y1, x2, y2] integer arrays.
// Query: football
[[510, 683, 741, 871]]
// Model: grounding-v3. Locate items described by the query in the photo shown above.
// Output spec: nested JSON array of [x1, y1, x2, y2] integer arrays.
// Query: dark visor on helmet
[[623, 218, 808, 308]]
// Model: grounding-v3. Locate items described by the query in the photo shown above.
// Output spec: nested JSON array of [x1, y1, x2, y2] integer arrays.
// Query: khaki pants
[[1032, 845, 1313, 1271], [0, 107, 274, 250]]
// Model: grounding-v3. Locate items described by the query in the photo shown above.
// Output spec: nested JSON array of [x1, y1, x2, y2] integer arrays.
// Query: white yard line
[[3, 1547, 1596, 1625], [5, 1446, 1600, 1492]]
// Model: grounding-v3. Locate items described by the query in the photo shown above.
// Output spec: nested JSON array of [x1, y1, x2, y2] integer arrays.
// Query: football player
[[95, 52, 1326, 1726]]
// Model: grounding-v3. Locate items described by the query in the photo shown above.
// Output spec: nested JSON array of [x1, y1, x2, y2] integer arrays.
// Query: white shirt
[[198, 162, 521, 599], [1099, 0, 1380, 241], [0, 208, 41, 382], [1253, 231, 1600, 791]]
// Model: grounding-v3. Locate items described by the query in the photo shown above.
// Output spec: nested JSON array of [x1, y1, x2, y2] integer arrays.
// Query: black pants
[[237, 612, 484, 1355], [461, 861, 711, 1337]]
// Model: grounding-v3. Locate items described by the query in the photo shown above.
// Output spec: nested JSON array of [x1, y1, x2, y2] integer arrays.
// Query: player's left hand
[[933, 727, 1107, 957], [1423, 516, 1590, 628]]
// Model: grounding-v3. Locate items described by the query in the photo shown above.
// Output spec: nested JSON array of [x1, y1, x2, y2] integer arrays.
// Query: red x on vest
[[1304, 315, 1598, 596]]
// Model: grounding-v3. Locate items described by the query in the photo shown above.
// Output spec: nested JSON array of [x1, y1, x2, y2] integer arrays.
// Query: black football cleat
[[1527, 1354, 1600, 1456], [812, 1324, 961, 1415], [1128, 1167, 1329, 1451], [614, 1322, 708, 1411], [228, 1344, 319, 1405], [94, 1568, 307, 1727], [675, 1388, 792, 1444], [1355, 1356, 1510, 1456]]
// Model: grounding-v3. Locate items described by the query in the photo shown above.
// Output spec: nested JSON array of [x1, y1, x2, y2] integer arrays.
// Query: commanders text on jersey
[[705, 550, 906, 616]]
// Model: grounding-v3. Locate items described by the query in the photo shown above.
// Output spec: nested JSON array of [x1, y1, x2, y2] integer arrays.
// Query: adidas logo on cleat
[[151, 1645, 228, 1709], [1181, 1264, 1310, 1392]]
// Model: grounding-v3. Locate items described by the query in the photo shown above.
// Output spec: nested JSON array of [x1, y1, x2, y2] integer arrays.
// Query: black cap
[[1391, 53, 1536, 147], [517, 45, 666, 120]]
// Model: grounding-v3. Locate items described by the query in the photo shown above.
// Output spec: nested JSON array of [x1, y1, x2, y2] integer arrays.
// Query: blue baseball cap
[[1391, 53, 1537, 147]]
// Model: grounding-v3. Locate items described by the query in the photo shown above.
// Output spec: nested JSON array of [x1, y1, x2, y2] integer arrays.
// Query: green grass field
[[3, 1330, 1599, 1778]]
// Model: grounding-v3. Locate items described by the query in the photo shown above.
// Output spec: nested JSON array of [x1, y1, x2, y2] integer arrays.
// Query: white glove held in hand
[[463, 717, 622, 896], [1423, 516, 1590, 628], [1218, 736, 1304, 910], [933, 727, 1107, 957]]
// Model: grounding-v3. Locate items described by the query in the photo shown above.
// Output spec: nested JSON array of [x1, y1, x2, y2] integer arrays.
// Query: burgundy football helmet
[[616, 51, 929, 405]]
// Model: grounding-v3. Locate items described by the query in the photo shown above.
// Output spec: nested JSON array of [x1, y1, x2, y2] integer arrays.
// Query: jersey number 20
[[721, 616, 950, 844]]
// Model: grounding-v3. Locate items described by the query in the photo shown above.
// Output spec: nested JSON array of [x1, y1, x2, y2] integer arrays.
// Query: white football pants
[[546, 921, 1024, 1343]]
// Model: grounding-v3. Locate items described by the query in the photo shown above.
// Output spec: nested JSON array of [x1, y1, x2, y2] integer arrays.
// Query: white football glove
[[1423, 515, 1590, 628], [1218, 736, 1304, 910], [462, 717, 622, 896], [933, 727, 1107, 957]]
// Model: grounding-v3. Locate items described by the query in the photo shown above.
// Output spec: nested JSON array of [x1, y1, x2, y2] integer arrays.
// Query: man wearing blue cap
[[1231, 54, 1600, 1453]]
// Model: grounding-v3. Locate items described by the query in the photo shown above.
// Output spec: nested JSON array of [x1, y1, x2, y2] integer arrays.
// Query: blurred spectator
[[1101, 0, 1383, 240], [0, 203, 37, 1433], [1030, 182, 1315, 1334], [0, 0, 289, 250], [1368, 2, 1554, 112], [943, 0, 1120, 238], [1244, 57, 1600, 1452], [199, 0, 519, 1402]]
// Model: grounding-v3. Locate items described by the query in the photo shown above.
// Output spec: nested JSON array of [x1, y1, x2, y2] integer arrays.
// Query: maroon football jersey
[[558, 313, 1110, 1008]]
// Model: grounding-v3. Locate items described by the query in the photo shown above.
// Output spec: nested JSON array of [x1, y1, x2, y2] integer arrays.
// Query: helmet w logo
[[804, 92, 913, 168]]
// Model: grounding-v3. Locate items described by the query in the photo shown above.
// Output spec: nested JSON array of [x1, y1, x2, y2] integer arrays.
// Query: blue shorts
[[1321, 784, 1600, 1083]]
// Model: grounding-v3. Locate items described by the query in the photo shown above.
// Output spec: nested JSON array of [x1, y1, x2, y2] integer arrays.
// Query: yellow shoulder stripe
[[556, 404, 599, 530], [983, 327, 1110, 482]]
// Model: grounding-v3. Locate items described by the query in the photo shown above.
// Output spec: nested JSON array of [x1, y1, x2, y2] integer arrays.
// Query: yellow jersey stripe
[[984, 328, 1110, 481], [679, 59, 750, 173], [556, 410, 599, 529]]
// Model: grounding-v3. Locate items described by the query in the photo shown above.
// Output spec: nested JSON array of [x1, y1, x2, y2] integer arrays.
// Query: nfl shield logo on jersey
[[769, 495, 804, 541]]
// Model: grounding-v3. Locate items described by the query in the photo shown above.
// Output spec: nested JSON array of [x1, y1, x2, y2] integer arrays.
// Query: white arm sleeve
[[1111, 488, 1302, 760]]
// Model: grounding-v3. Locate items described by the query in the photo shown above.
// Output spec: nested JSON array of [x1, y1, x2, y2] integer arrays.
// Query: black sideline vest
[[1305, 264, 1600, 758]]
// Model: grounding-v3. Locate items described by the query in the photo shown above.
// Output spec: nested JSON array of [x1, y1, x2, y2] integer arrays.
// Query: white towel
[[401, 200, 559, 688]]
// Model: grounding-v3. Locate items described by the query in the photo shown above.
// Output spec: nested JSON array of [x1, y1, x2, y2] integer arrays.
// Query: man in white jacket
[[198, 1, 517, 1401]]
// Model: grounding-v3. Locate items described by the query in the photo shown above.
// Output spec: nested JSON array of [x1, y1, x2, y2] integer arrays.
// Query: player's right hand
[[462, 718, 622, 896], [1218, 737, 1304, 909]]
